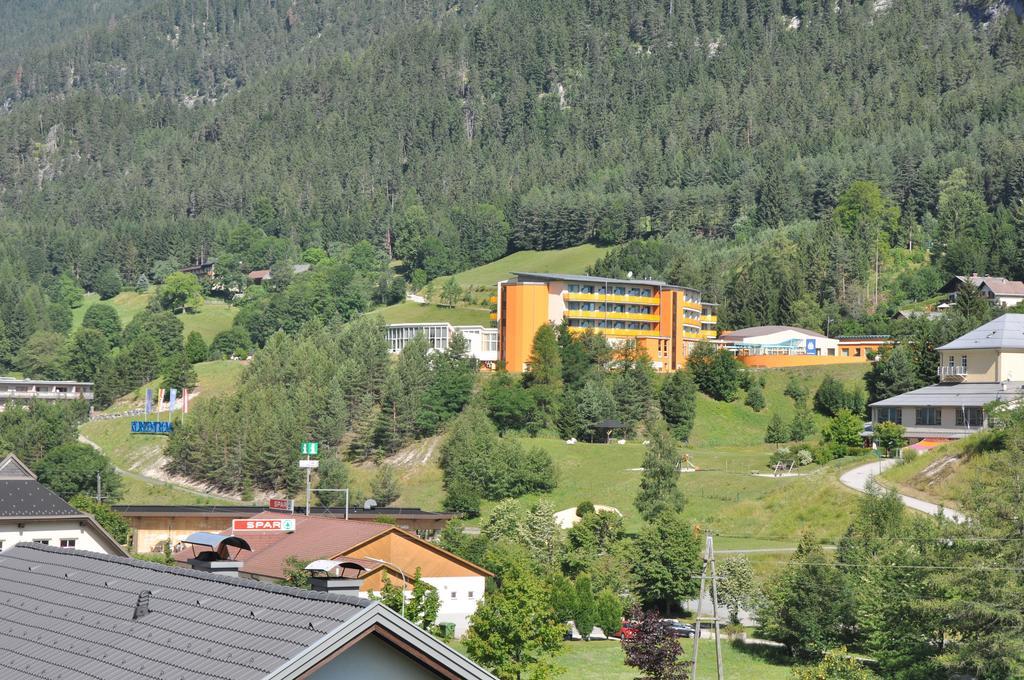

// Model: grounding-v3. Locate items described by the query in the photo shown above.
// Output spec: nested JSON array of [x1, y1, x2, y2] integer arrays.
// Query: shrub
[[901, 449, 918, 465], [796, 449, 813, 466]]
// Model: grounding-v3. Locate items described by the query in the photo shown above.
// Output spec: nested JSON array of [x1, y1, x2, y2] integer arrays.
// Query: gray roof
[[937, 314, 1024, 351], [870, 381, 1024, 408], [718, 325, 827, 341], [0, 543, 497, 680], [0, 479, 84, 518], [510, 271, 699, 291]]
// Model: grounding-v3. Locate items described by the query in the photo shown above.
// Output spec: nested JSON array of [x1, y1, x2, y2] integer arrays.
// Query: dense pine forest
[[0, 0, 1019, 387]]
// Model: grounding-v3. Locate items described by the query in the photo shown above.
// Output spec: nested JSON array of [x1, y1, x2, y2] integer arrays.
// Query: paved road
[[839, 458, 966, 523]]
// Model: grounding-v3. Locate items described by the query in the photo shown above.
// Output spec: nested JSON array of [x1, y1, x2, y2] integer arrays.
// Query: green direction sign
[[301, 442, 319, 456]]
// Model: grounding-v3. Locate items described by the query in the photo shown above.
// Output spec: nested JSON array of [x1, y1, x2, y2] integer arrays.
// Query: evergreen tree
[[789, 404, 816, 442], [594, 589, 624, 639], [614, 341, 657, 430], [316, 455, 349, 506], [757, 534, 854, 660], [866, 345, 924, 404], [635, 419, 685, 523], [370, 464, 400, 507], [744, 380, 766, 412], [574, 574, 596, 641], [813, 375, 848, 417], [522, 324, 562, 427], [184, 331, 208, 364], [160, 349, 198, 392], [659, 370, 697, 441], [81, 304, 122, 348], [765, 413, 789, 444]]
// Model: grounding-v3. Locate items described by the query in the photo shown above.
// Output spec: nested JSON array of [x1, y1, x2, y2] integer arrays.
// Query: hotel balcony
[[563, 292, 659, 306], [564, 309, 661, 323], [568, 327, 658, 338], [681, 300, 702, 312], [700, 314, 718, 324]]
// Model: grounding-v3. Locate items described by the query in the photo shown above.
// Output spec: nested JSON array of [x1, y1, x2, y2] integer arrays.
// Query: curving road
[[839, 458, 966, 523]]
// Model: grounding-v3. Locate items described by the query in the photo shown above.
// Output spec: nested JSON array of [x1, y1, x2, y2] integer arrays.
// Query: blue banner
[[169, 388, 177, 414], [145, 389, 152, 415], [131, 421, 174, 434]]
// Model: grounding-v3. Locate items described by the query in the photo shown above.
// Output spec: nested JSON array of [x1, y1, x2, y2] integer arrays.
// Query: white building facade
[[385, 323, 498, 367]]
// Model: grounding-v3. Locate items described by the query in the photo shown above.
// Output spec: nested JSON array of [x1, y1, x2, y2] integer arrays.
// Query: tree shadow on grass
[[727, 639, 794, 667]]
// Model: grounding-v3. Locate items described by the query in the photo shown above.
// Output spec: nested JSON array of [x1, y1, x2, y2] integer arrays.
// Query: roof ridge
[[13, 543, 370, 607]]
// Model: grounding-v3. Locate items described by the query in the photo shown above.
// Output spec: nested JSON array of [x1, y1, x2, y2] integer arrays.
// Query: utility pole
[[95, 472, 106, 503], [691, 533, 724, 680]]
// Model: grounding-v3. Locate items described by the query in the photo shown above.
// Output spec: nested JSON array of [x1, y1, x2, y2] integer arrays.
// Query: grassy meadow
[[72, 290, 237, 342], [428, 244, 610, 291], [374, 301, 492, 326]]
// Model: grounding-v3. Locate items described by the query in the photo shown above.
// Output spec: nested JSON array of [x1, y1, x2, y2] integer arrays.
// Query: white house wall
[[0, 520, 113, 554], [361, 575, 485, 638]]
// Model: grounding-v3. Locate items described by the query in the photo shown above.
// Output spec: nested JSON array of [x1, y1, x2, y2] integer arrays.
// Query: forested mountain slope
[[0, 0, 1021, 291]]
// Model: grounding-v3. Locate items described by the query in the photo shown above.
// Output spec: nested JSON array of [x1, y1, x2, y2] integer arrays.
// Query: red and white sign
[[268, 498, 293, 512], [232, 518, 296, 532]]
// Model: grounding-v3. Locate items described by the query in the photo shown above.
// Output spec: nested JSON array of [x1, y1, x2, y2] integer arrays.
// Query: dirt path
[[77, 433, 237, 502]]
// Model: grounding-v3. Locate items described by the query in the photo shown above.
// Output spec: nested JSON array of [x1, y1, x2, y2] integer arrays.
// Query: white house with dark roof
[[0, 455, 126, 555], [942, 275, 1024, 308], [0, 542, 496, 679], [867, 314, 1024, 444]]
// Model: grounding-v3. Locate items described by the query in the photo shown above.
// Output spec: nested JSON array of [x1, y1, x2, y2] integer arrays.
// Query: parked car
[[617, 621, 638, 640], [660, 619, 696, 638]]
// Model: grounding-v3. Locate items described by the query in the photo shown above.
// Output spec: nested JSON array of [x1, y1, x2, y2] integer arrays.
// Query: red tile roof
[[175, 511, 390, 578]]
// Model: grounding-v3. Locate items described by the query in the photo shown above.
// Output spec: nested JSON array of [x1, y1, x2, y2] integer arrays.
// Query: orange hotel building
[[497, 272, 717, 373]]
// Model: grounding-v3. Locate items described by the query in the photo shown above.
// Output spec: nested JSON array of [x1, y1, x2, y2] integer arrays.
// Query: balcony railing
[[567, 327, 658, 338], [937, 366, 968, 381], [0, 390, 94, 400], [681, 301, 702, 312], [564, 309, 661, 322], [564, 292, 659, 306], [700, 314, 718, 324]]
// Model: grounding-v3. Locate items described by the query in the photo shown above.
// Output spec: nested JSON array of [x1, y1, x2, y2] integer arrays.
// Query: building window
[[961, 355, 968, 371], [956, 407, 984, 428], [451, 592, 457, 600], [568, 284, 580, 293], [877, 407, 902, 424], [32, 539, 50, 545], [916, 408, 942, 426], [468, 591, 474, 598], [948, 355, 955, 369], [60, 538, 76, 548]]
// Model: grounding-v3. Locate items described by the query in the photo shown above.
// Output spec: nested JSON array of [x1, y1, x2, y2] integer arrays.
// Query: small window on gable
[[60, 538, 76, 548], [451, 591, 457, 600]]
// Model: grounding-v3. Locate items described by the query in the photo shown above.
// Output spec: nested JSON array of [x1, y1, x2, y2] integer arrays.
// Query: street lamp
[[359, 556, 408, 618]]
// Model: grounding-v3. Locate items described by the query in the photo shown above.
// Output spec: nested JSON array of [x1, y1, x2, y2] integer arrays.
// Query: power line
[[756, 560, 1024, 572]]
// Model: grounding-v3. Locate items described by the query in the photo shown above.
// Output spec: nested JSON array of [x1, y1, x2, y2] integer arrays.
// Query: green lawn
[[374, 301, 492, 326], [691, 363, 870, 449], [554, 639, 794, 680], [430, 244, 610, 291], [72, 290, 237, 342]]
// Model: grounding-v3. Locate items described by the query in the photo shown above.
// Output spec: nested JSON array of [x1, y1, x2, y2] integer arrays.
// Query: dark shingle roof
[[0, 480, 83, 518], [0, 543, 370, 680]]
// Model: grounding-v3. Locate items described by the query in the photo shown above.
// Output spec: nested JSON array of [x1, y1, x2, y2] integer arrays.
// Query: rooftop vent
[[133, 590, 151, 620], [304, 560, 369, 594], [181, 532, 251, 578]]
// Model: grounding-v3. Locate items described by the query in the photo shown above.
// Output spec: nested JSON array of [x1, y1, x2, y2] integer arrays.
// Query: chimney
[[181, 532, 251, 578], [305, 560, 367, 594]]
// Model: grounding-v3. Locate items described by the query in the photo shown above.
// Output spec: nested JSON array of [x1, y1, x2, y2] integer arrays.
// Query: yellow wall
[[739, 354, 868, 369], [939, 349, 997, 382]]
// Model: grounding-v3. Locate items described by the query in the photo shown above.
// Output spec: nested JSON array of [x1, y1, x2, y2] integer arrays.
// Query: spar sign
[[232, 518, 296, 532]]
